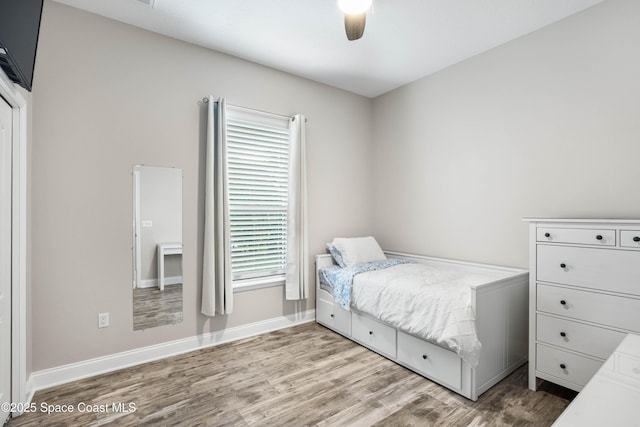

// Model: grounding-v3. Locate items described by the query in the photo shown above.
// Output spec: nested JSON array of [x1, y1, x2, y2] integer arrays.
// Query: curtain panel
[[285, 114, 309, 300], [201, 97, 233, 316]]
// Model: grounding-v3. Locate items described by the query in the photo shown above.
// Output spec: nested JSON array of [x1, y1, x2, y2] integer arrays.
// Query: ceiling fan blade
[[344, 13, 366, 41]]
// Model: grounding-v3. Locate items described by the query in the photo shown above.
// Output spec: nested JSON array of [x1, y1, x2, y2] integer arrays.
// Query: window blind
[[226, 110, 290, 281]]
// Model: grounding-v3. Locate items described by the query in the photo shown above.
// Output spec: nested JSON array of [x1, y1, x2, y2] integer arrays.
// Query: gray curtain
[[201, 97, 233, 316], [285, 114, 309, 300]]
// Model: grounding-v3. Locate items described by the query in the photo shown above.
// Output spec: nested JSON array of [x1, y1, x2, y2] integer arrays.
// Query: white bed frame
[[315, 251, 529, 401]]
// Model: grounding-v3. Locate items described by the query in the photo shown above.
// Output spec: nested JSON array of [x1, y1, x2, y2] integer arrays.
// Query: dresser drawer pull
[[560, 300, 567, 306], [596, 235, 603, 240], [369, 331, 373, 335], [634, 236, 640, 242], [330, 314, 334, 318], [560, 331, 566, 337], [560, 263, 566, 268], [560, 363, 567, 370], [544, 232, 551, 238], [422, 354, 428, 360]]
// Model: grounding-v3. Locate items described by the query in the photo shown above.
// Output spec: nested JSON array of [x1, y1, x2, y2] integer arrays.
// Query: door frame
[[0, 71, 29, 412]]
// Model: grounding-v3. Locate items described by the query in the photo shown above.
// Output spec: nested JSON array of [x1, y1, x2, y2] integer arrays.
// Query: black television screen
[[0, 0, 44, 91]]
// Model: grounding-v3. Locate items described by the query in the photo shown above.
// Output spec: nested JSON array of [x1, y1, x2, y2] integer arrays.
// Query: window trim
[[233, 274, 285, 293]]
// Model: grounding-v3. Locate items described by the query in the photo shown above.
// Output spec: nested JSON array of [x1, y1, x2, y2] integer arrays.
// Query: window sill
[[233, 275, 285, 293]]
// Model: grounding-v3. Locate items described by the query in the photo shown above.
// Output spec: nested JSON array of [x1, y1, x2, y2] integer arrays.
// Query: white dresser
[[524, 218, 640, 392]]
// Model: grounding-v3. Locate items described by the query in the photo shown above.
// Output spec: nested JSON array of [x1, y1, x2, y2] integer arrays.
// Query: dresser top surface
[[613, 332, 640, 357], [523, 218, 640, 224]]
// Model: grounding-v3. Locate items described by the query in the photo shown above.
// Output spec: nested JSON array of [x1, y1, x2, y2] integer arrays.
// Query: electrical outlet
[[98, 312, 110, 328]]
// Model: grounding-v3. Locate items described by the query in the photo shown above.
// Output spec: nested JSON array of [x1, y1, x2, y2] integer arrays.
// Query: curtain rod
[[202, 97, 298, 121]]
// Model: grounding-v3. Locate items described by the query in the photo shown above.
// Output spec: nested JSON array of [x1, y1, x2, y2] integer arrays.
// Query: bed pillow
[[326, 243, 346, 268], [331, 236, 386, 267]]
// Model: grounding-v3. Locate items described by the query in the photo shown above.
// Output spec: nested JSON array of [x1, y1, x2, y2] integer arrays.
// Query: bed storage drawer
[[536, 227, 615, 246], [397, 331, 461, 389], [352, 312, 396, 358], [536, 314, 625, 360], [536, 245, 640, 295], [537, 283, 640, 332], [316, 300, 351, 336], [536, 344, 602, 388]]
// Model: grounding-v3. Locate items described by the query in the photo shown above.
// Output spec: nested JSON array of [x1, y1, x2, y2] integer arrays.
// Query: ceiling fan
[[337, 0, 373, 41]]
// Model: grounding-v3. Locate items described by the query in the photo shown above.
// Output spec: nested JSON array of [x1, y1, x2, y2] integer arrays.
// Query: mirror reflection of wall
[[132, 165, 183, 330]]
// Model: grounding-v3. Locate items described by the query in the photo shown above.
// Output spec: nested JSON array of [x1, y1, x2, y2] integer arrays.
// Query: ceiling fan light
[[344, 13, 366, 41], [337, 0, 372, 15]]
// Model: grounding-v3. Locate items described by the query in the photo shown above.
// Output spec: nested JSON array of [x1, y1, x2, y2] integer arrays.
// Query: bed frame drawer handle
[[560, 300, 567, 306], [560, 363, 567, 370], [634, 236, 640, 242], [560, 263, 566, 268], [330, 314, 334, 318], [560, 331, 566, 337], [596, 235, 603, 240], [369, 331, 373, 335], [422, 354, 428, 360]]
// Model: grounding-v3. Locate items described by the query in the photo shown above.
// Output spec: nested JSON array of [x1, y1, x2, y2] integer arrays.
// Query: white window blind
[[226, 106, 290, 282]]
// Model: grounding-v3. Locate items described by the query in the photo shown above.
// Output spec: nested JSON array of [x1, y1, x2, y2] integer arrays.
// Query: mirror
[[132, 165, 183, 330]]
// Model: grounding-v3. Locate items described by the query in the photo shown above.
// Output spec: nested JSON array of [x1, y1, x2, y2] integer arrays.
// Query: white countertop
[[553, 333, 640, 426]]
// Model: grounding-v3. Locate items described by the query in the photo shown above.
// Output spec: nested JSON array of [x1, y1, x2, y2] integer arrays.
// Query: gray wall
[[31, 1, 373, 371], [371, 0, 640, 269]]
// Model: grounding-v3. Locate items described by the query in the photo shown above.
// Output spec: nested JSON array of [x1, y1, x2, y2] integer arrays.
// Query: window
[[225, 106, 291, 284], [202, 98, 306, 315]]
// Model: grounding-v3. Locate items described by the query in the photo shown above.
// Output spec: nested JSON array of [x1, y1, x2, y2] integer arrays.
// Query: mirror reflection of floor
[[133, 284, 183, 330]]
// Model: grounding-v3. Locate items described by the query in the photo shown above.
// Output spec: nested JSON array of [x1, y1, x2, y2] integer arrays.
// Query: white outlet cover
[[98, 313, 110, 328]]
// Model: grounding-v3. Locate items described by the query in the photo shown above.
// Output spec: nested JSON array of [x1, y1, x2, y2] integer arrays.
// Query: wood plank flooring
[[8, 322, 575, 426], [133, 285, 183, 330]]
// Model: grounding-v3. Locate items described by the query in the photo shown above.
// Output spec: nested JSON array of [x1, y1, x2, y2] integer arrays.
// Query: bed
[[315, 241, 529, 401]]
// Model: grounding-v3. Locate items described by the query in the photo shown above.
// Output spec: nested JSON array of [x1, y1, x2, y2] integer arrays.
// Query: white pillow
[[331, 236, 386, 266]]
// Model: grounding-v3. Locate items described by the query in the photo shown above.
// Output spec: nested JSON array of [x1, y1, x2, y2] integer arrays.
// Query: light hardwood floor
[[8, 323, 575, 426], [133, 285, 183, 330]]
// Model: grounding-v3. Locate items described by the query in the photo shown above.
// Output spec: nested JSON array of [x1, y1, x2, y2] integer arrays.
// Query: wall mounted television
[[0, 0, 44, 92]]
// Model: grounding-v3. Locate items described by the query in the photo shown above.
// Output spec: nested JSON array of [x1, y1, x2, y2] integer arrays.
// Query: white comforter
[[351, 263, 496, 367]]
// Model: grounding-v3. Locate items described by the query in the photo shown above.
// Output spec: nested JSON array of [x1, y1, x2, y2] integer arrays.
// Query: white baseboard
[[29, 309, 316, 393], [24, 376, 35, 413], [138, 276, 182, 288]]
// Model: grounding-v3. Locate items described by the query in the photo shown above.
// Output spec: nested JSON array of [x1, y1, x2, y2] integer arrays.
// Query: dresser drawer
[[620, 230, 640, 249], [537, 227, 615, 246], [352, 312, 396, 358], [537, 284, 640, 332], [317, 299, 351, 336], [537, 245, 640, 295], [397, 331, 461, 389], [618, 354, 640, 380], [536, 344, 603, 389], [536, 314, 625, 359]]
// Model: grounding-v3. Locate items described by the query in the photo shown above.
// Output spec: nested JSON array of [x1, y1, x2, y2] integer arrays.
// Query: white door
[[0, 96, 12, 424]]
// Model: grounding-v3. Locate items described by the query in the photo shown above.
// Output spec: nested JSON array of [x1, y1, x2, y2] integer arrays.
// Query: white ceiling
[[51, 0, 606, 98]]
